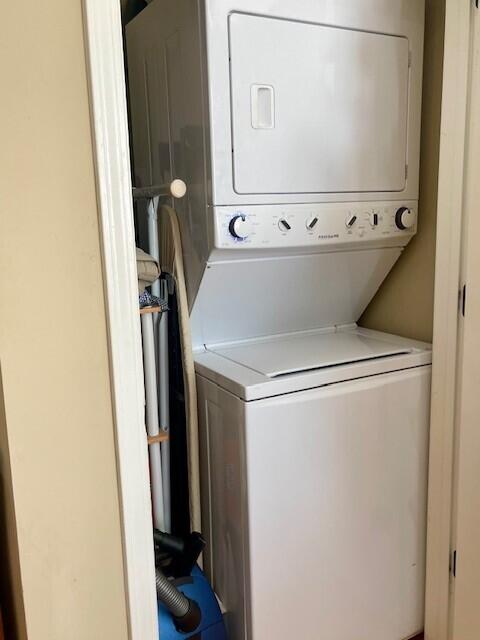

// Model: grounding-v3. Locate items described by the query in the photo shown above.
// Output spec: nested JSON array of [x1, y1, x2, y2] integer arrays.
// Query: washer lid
[[208, 330, 411, 378]]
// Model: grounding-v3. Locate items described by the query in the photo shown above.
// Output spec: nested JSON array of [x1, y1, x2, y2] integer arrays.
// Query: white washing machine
[[126, 2, 429, 638], [196, 327, 431, 640]]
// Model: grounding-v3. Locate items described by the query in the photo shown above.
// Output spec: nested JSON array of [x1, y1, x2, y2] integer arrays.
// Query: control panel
[[213, 202, 417, 250]]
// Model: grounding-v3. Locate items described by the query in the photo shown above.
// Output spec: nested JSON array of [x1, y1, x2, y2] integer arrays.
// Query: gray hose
[[155, 569, 190, 618]]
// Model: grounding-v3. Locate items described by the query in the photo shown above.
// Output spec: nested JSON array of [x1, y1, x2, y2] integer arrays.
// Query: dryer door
[[229, 13, 410, 195]]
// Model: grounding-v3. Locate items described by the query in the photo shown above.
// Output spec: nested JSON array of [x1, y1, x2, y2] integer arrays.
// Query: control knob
[[395, 207, 415, 231], [345, 214, 357, 229], [278, 218, 292, 232], [229, 214, 253, 240]]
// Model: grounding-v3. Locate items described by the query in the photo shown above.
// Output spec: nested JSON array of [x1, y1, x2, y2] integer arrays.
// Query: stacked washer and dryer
[[127, 2, 430, 639]]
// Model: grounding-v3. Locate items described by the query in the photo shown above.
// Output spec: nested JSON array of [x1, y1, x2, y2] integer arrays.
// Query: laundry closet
[[119, 1, 447, 639]]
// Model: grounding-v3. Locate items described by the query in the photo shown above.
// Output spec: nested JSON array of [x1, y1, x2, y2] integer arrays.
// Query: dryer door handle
[[251, 84, 275, 129]]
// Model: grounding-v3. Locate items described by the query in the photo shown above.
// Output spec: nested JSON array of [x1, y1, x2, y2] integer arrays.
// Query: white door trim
[[82, 1, 158, 639], [425, 2, 473, 639]]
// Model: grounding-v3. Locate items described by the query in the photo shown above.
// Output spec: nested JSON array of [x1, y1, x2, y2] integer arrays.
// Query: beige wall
[[0, 3, 129, 639], [361, 0, 445, 343]]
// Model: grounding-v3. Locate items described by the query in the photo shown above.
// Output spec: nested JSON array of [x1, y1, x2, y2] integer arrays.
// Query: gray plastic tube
[[155, 569, 190, 618]]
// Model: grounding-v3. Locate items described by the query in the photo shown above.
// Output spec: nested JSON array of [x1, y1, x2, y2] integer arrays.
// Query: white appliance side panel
[[196, 374, 250, 640], [229, 14, 409, 195], [126, 0, 211, 305], [190, 248, 401, 347], [244, 366, 431, 640]]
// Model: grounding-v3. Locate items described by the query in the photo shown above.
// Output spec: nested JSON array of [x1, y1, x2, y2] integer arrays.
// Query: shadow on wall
[[0, 364, 27, 640], [122, 0, 148, 25]]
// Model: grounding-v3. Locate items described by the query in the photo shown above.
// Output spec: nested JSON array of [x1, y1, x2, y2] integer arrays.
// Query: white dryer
[[126, 0, 426, 333], [196, 327, 431, 640]]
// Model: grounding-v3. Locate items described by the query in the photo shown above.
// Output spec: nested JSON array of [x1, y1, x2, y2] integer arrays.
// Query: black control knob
[[395, 207, 415, 231], [228, 214, 252, 240]]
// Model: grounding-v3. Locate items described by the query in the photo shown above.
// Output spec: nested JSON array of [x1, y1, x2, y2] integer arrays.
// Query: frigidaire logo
[[318, 234, 340, 239]]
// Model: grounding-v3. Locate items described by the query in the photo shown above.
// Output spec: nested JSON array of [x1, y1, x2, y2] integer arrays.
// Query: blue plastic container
[[158, 566, 227, 639]]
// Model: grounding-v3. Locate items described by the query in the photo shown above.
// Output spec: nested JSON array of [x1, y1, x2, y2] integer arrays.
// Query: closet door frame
[[446, 4, 480, 638], [80, 1, 474, 639], [425, 1, 476, 639], [82, 1, 158, 640]]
